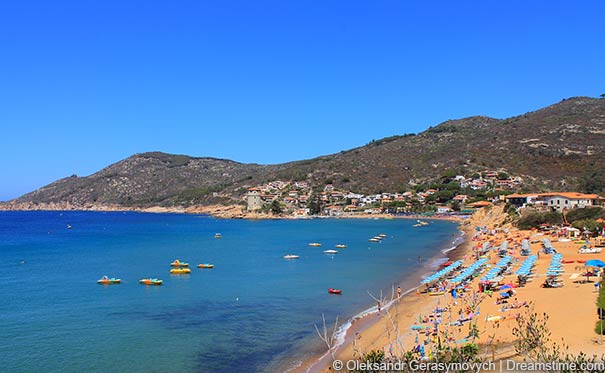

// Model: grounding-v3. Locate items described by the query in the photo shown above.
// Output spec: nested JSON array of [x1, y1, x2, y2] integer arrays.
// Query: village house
[[470, 180, 488, 190], [540, 192, 600, 211], [504, 193, 540, 207], [453, 194, 469, 203], [324, 205, 343, 216], [436, 206, 452, 214], [505, 192, 600, 211], [496, 179, 515, 188]]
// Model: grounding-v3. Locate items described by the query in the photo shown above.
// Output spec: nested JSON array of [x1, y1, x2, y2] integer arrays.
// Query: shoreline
[[290, 220, 471, 373], [300, 203, 605, 372], [0, 203, 467, 222]]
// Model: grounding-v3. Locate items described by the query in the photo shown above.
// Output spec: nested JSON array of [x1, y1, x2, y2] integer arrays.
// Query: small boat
[[197, 263, 215, 268], [369, 238, 381, 242], [308, 242, 321, 247], [412, 224, 422, 227], [335, 244, 347, 248], [328, 288, 342, 294], [139, 278, 163, 285], [324, 249, 338, 254], [378, 234, 387, 238], [171, 259, 189, 267], [440, 261, 453, 268], [66, 224, 72, 229], [283, 254, 300, 259], [214, 233, 222, 239], [579, 246, 602, 254], [97, 275, 121, 285], [170, 267, 191, 274]]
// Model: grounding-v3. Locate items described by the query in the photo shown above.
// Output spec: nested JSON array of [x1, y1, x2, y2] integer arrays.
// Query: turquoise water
[[0, 211, 459, 372]]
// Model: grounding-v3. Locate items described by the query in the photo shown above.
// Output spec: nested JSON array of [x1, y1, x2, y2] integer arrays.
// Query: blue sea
[[0, 211, 460, 372]]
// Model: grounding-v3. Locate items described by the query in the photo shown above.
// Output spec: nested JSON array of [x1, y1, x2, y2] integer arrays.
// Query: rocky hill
[[6, 96, 605, 209]]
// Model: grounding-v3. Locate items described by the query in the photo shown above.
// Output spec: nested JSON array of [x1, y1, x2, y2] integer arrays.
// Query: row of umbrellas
[[450, 258, 488, 284], [516, 255, 537, 276], [420, 260, 463, 285], [480, 256, 512, 282]]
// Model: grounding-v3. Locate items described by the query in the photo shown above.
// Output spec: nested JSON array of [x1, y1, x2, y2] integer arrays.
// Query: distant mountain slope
[[14, 152, 286, 207], [9, 96, 605, 208], [285, 97, 605, 193]]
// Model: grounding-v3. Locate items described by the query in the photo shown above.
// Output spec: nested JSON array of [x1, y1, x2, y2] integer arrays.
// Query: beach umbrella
[[585, 260, 605, 268], [500, 284, 512, 290]]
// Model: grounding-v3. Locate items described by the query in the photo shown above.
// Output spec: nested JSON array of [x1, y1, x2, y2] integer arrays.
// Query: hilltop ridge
[[5, 96, 605, 210]]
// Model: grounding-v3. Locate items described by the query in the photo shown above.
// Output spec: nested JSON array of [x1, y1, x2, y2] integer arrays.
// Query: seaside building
[[504, 194, 540, 207], [541, 192, 599, 211], [505, 192, 600, 211], [246, 188, 263, 211]]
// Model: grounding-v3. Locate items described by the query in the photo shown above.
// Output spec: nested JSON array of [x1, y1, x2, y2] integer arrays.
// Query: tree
[[307, 197, 322, 215], [600, 93, 605, 98], [270, 200, 283, 215], [451, 200, 461, 212]]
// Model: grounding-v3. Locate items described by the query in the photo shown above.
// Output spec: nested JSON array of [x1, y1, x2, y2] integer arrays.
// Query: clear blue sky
[[1, 1, 604, 201]]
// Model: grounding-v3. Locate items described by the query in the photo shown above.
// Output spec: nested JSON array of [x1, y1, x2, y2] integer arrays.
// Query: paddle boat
[[323, 249, 338, 254], [214, 233, 222, 239], [308, 242, 321, 247], [171, 259, 189, 267], [283, 254, 300, 259], [335, 244, 347, 248], [170, 267, 191, 274], [139, 278, 163, 285], [97, 275, 121, 285], [328, 288, 342, 294], [197, 263, 215, 268], [579, 246, 602, 254]]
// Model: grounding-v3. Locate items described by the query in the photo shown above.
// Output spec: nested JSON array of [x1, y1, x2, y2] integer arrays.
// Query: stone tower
[[246, 188, 263, 211]]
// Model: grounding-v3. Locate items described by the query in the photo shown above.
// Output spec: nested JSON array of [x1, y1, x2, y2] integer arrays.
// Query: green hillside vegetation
[[6, 96, 605, 208]]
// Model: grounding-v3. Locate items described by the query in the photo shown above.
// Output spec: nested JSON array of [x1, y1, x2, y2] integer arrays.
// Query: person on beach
[[377, 301, 382, 313], [397, 286, 402, 298]]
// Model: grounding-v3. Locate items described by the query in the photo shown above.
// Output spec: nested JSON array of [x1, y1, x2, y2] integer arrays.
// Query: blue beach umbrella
[[585, 260, 605, 268]]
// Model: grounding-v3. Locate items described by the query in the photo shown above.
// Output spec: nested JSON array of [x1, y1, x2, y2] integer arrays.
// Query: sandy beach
[[294, 204, 605, 372]]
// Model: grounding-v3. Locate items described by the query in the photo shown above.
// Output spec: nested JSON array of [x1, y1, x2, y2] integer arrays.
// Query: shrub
[[517, 211, 563, 229], [572, 219, 603, 234], [363, 349, 385, 365], [566, 207, 605, 223]]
